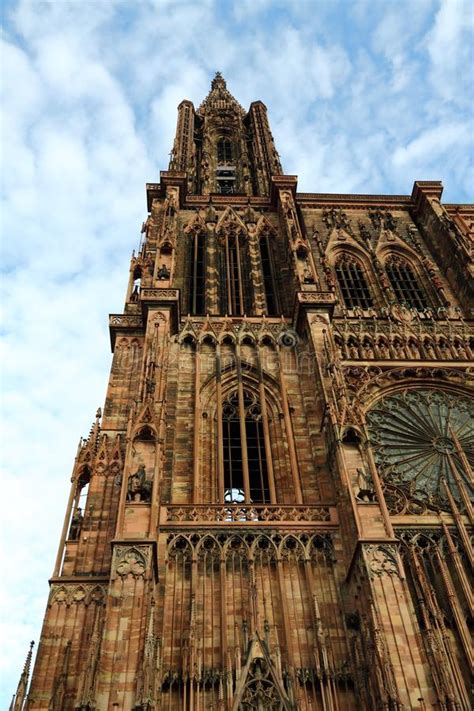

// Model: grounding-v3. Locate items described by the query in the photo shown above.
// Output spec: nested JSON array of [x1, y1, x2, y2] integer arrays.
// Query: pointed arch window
[[385, 256, 428, 310], [335, 254, 373, 309], [188, 230, 206, 315], [259, 232, 278, 316], [222, 391, 270, 504]]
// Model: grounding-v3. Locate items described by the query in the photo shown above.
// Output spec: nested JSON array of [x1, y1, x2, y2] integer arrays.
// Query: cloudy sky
[[1, 0, 473, 701]]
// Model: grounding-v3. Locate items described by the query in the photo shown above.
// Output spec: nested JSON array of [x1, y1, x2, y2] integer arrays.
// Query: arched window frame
[[334, 253, 374, 310], [384, 254, 429, 311]]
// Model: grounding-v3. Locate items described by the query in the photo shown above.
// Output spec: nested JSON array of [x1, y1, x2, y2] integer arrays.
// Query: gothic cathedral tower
[[16, 74, 473, 710]]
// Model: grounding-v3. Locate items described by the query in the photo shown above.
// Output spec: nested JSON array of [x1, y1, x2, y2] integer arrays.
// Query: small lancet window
[[188, 231, 206, 315], [335, 255, 373, 309], [385, 257, 428, 311], [222, 391, 270, 504], [259, 233, 278, 316]]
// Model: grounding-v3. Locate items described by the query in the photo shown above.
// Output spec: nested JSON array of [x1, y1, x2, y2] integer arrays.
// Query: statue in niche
[[361, 340, 374, 359], [69, 507, 83, 540], [355, 467, 375, 503], [302, 259, 315, 283], [384, 211, 397, 231], [280, 190, 293, 219], [455, 341, 468, 360], [145, 376, 155, 396], [377, 340, 389, 359], [358, 221, 372, 246], [157, 264, 170, 280], [127, 464, 152, 503], [348, 340, 359, 359], [374, 258, 390, 289], [393, 340, 405, 358], [423, 340, 436, 359], [407, 340, 420, 359], [321, 256, 336, 290]]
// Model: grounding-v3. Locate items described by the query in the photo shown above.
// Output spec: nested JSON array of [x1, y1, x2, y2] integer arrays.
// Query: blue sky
[[1, 0, 473, 702]]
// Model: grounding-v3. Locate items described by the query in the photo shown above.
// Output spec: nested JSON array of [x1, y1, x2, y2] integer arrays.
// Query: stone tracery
[[367, 388, 474, 509]]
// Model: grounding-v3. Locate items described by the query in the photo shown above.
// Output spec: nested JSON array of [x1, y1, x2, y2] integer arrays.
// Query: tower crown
[[170, 72, 282, 196], [197, 71, 245, 117]]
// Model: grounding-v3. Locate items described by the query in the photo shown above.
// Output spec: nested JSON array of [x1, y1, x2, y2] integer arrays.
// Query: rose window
[[367, 389, 473, 509]]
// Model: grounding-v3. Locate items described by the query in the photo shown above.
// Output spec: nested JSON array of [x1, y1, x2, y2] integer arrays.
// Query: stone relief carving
[[363, 544, 399, 579], [114, 545, 151, 578], [50, 584, 106, 606]]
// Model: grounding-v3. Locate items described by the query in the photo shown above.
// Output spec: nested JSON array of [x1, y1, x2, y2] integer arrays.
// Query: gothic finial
[[96, 408, 102, 421], [198, 72, 245, 116], [12, 641, 35, 709], [212, 71, 226, 89]]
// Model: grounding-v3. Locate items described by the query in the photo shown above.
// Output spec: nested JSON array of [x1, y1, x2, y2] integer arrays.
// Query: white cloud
[[392, 121, 471, 167], [424, 0, 474, 104]]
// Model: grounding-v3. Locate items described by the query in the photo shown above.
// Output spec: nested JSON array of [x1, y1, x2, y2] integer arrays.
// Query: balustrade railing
[[161, 504, 336, 526]]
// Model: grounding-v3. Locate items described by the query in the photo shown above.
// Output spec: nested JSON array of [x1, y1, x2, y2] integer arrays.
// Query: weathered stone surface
[[20, 75, 472, 711]]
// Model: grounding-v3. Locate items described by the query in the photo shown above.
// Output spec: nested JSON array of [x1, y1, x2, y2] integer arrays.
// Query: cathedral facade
[[14, 74, 473, 710]]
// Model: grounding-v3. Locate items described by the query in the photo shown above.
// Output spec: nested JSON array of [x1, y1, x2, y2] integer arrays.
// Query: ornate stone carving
[[322, 207, 353, 234], [164, 504, 332, 524], [140, 288, 179, 300], [114, 545, 151, 578], [109, 314, 143, 328], [126, 464, 152, 503], [367, 388, 474, 509], [50, 584, 106, 606], [363, 544, 399, 579]]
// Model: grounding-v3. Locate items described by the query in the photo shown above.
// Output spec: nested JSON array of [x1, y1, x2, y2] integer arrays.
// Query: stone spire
[[12, 640, 34, 710], [197, 71, 245, 116]]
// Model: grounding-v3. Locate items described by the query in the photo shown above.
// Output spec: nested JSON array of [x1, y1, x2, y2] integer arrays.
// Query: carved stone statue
[[455, 341, 468, 360], [127, 465, 152, 503], [384, 211, 397, 231], [355, 468, 375, 503], [157, 264, 170, 280], [358, 221, 371, 244], [302, 260, 315, 283], [69, 507, 83, 540], [362, 341, 374, 359], [377, 340, 389, 359]]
